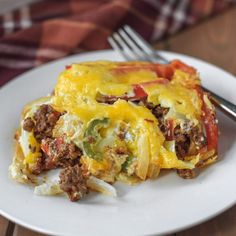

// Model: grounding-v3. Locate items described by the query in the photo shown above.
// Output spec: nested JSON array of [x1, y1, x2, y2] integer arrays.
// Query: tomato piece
[[171, 59, 196, 75]]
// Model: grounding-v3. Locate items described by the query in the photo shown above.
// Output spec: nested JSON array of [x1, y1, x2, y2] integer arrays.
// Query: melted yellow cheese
[[52, 61, 203, 173], [14, 60, 206, 176], [24, 133, 41, 164], [145, 70, 202, 121]]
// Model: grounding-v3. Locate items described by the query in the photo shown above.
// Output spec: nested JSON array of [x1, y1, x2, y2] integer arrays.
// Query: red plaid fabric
[[0, 0, 234, 87]]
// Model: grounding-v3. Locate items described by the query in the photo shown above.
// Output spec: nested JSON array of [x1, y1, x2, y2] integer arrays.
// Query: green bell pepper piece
[[83, 117, 109, 161], [121, 155, 133, 172]]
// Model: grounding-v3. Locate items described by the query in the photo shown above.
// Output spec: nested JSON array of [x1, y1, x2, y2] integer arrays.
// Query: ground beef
[[174, 124, 207, 179], [142, 101, 155, 110], [174, 125, 191, 159], [23, 117, 35, 132], [177, 169, 196, 179], [32, 105, 61, 142], [190, 126, 207, 147], [175, 139, 190, 160], [96, 94, 143, 104], [31, 152, 46, 175], [41, 137, 82, 170], [31, 137, 82, 175], [143, 102, 207, 179], [22, 105, 61, 142], [59, 164, 89, 201], [152, 105, 170, 119], [174, 124, 207, 159], [149, 104, 170, 137], [145, 102, 207, 160]]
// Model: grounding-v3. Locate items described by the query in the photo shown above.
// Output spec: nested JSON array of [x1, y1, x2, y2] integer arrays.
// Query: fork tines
[[108, 25, 168, 63]]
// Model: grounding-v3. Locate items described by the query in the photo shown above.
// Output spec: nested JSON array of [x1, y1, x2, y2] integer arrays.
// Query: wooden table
[[1, 6, 236, 236]]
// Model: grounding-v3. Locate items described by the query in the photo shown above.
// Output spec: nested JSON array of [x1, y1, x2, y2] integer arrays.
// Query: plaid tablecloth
[[0, 0, 234, 87]]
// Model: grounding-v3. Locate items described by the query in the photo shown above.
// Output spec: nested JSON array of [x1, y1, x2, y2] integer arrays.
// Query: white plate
[[0, 50, 236, 236]]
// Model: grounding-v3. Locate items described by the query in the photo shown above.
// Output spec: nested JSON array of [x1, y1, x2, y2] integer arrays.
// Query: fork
[[108, 25, 236, 121]]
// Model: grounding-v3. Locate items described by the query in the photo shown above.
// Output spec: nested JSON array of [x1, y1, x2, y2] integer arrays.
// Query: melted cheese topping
[[145, 72, 202, 121], [51, 61, 202, 175], [54, 63, 201, 121]]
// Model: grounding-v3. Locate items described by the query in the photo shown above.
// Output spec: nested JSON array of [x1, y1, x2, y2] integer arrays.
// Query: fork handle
[[203, 87, 236, 121]]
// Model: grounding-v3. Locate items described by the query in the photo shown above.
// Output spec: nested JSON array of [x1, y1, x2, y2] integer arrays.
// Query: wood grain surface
[[0, 215, 8, 236], [13, 225, 45, 236], [155, 7, 236, 76], [176, 205, 236, 236], [1, 6, 236, 236]]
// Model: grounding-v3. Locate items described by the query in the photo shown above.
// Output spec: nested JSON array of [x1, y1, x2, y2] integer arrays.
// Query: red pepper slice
[[132, 78, 169, 100], [112, 60, 196, 81], [133, 84, 148, 98], [154, 64, 174, 80], [138, 78, 169, 87], [41, 141, 49, 155], [112, 64, 156, 73], [65, 65, 72, 70], [202, 104, 218, 151], [96, 78, 168, 104], [170, 60, 196, 75], [196, 86, 218, 151], [96, 84, 147, 104], [113, 64, 174, 80], [166, 119, 174, 141]]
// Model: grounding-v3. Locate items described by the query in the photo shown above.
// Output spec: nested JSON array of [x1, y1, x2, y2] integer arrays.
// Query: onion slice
[[87, 176, 117, 197]]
